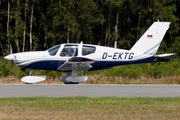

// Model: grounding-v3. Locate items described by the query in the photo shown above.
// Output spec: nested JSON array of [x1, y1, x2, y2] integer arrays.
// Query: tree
[[0, 0, 5, 55], [152, 0, 179, 54], [30, 0, 34, 51], [74, 0, 102, 44], [46, 0, 68, 45], [7, 0, 10, 52], [22, 0, 28, 52], [15, 0, 20, 52]]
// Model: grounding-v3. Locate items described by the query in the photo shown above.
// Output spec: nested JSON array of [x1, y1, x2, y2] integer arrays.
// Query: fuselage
[[4, 43, 155, 71]]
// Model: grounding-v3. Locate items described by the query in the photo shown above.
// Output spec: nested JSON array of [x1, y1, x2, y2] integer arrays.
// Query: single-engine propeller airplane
[[4, 21, 174, 84]]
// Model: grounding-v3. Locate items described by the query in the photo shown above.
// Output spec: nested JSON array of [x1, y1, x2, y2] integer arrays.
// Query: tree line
[[0, 0, 180, 56]]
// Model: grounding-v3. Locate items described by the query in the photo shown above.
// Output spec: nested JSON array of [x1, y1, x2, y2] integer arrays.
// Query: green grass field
[[0, 97, 180, 120]]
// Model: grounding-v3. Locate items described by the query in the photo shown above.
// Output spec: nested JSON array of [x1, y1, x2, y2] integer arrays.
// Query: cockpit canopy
[[48, 44, 96, 56]]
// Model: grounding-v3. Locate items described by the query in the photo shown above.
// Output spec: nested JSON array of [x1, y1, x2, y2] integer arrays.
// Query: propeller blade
[[10, 44, 12, 54], [10, 43, 13, 71], [11, 60, 13, 70]]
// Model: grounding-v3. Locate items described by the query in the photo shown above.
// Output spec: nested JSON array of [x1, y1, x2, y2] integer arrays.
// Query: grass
[[85, 75, 180, 84], [0, 97, 180, 120]]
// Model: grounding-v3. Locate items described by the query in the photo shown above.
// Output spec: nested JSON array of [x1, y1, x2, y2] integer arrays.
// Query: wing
[[57, 57, 95, 72]]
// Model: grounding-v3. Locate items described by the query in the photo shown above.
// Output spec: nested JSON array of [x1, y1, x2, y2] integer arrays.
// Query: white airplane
[[4, 21, 174, 84]]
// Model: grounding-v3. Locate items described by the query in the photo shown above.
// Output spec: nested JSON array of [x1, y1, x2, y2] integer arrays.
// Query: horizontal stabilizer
[[154, 57, 170, 62], [21, 76, 46, 84], [154, 53, 175, 57]]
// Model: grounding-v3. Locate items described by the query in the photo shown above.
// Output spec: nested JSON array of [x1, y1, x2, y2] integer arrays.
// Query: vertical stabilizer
[[130, 22, 170, 55]]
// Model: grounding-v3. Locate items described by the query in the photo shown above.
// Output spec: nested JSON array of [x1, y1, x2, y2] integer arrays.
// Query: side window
[[60, 45, 78, 57], [82, 45, 96, 56], [48, 45, 60, 56]]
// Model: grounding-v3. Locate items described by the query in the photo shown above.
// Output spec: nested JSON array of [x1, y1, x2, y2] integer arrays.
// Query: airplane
[[4, 21, 175, 84]]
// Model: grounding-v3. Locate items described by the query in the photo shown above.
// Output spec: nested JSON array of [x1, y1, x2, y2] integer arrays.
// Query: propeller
[[10, 44, 13, 70]]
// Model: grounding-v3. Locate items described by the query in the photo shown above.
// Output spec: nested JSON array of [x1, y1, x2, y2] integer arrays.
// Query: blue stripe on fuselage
[[23, 60, 65, 70], [22, 57, 155, 71], [90, 56, 155, 71]]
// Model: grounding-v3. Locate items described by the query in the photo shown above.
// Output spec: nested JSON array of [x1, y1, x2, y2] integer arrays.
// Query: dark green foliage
[[89, 58, 180, 79], [31, 70, 63, 79], [0, 59, 11, 76]]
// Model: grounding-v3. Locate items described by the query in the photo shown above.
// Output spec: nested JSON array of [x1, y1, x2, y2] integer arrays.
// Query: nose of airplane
[[4, 54, 14, 61]]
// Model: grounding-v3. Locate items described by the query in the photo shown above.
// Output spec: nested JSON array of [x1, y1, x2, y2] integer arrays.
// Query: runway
[[0, 84, 180, 98]]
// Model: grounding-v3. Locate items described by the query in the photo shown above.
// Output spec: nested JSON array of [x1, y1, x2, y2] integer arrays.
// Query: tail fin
[[130, 22, 170, 55]]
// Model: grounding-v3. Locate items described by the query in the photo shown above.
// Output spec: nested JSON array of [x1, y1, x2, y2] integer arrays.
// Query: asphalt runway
[[0, 84, 180, 98]]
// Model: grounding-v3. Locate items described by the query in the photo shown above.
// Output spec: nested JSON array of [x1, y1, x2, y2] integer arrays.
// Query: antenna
[[114, 41, 117, 48]]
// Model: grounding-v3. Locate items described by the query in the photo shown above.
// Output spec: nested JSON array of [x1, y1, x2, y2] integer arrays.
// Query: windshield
[[48, 45, 61, 56]]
